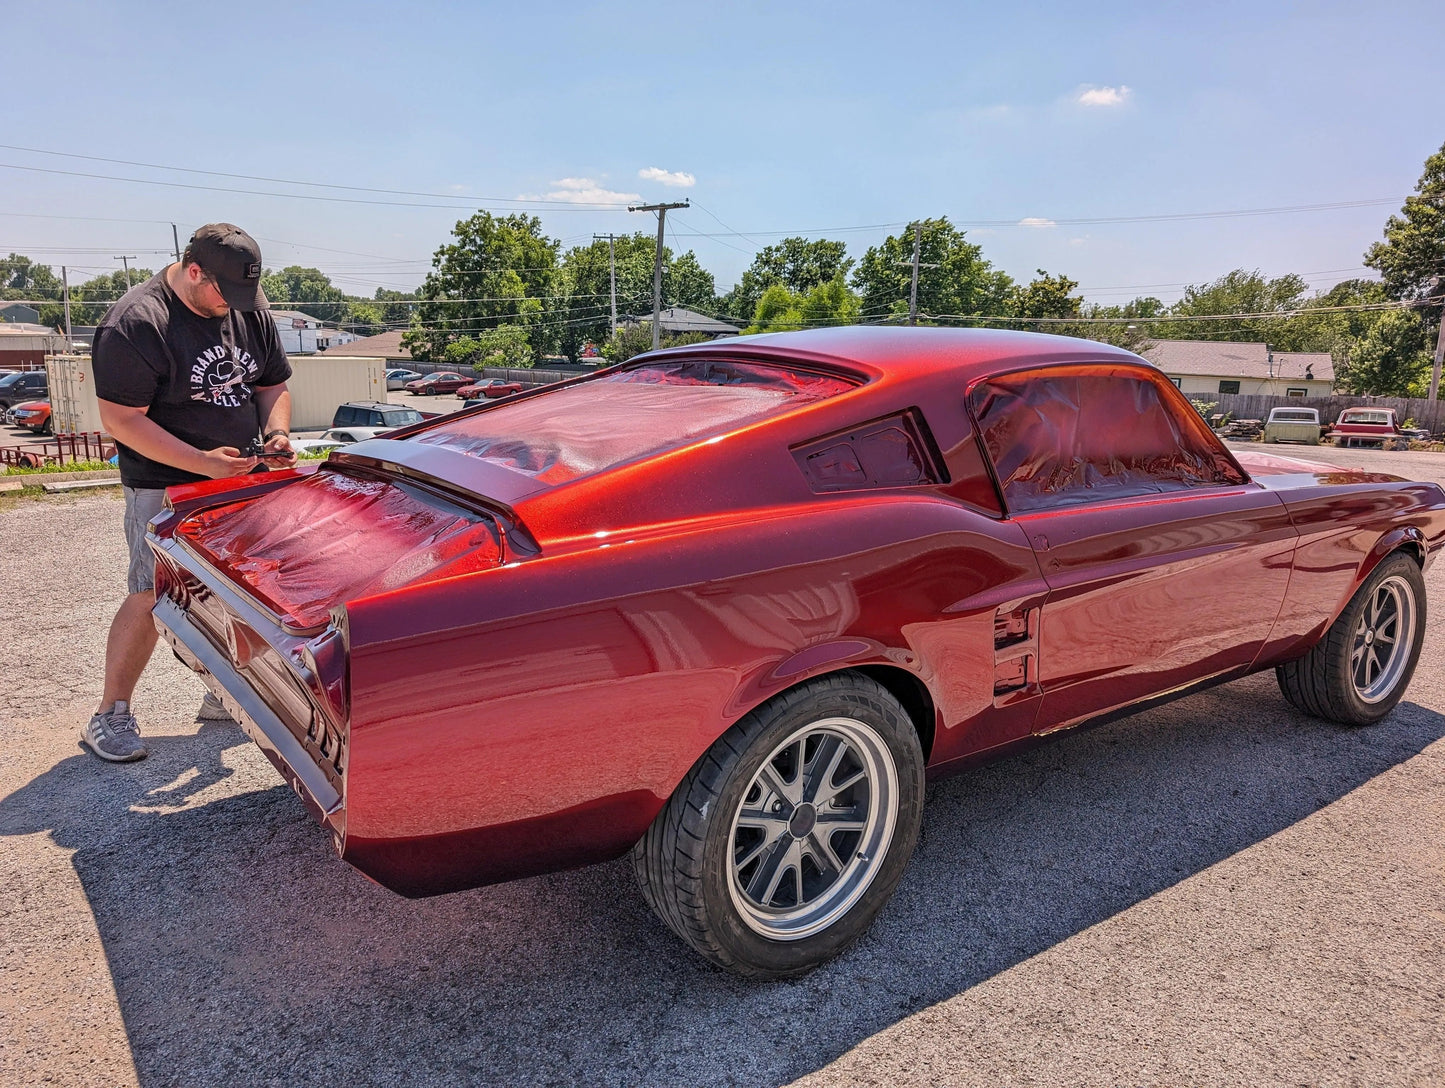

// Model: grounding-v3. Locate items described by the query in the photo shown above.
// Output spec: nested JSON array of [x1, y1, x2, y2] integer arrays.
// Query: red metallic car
[[10, 399, 51, 434], [455, 377, 524, 399], [403, 371, 471, 395], [146, 328, 1444, 978]]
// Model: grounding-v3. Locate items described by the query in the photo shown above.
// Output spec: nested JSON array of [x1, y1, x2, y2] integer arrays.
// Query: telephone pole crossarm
[[628, 200, 690, 350]]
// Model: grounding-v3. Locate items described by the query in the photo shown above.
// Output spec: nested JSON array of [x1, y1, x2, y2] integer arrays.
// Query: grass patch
[[3, 459, 114, 476]]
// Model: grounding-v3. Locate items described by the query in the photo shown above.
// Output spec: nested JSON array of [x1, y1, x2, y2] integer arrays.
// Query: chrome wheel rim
[[1352, 575, 1417, 704], [726, 717, 898, 941]]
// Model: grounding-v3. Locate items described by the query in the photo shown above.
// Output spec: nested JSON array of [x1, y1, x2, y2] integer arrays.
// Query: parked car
[[456, 377, 524, 399], [330, 402, 427, 429], [0, 370, 48, 409], [146, 328, 1445, 979], [10, 399, 52, 434], [403, 371, 470, 395], [290, 427, 394, 456], [386, 368, 422, 391], [1262, 406, 1322, 445], [1326, 407, 1407, 449]]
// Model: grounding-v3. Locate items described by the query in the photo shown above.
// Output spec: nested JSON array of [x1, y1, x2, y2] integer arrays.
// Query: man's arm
[[254, 383, 296, 467], [98, 400, 259, 479]]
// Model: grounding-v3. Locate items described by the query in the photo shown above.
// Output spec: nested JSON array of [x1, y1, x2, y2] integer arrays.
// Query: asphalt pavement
[[1, 441, 1442, 1087]]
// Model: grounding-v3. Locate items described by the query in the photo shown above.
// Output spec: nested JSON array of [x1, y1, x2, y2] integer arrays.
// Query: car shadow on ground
[[3, 673, 1443, 1088]]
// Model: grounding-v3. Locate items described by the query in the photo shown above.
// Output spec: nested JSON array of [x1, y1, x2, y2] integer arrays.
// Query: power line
[[0, 143, 636, 208], [0, 161, 633, 212]]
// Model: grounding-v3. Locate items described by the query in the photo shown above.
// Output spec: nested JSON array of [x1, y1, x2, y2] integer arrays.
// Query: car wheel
[[632, 673, 924, 979], [1276, 552, 1426, 725]]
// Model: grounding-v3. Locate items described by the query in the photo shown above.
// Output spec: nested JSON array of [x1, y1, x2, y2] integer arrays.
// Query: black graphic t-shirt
[[92, 269, 292, 489]]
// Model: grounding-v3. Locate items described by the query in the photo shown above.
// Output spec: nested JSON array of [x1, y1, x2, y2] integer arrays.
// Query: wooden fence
[[1209, 392, 1445, 434]]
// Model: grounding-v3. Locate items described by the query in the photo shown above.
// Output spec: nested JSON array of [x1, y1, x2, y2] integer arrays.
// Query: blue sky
[[3, 0, 1441, 309]]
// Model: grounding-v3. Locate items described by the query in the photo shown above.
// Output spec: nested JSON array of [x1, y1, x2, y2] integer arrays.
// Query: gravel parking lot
[[2, 441, 1443, 1087]]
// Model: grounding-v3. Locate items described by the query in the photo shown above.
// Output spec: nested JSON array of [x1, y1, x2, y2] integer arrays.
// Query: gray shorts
[[123, 486, 168, 595]]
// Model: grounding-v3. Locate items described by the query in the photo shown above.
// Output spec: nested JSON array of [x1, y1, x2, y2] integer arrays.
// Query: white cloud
[[1075, 85, 1132, 107], [520, 177, 640, 204], [1018, 217, 1057, 228], [638, 166, 697, 188]]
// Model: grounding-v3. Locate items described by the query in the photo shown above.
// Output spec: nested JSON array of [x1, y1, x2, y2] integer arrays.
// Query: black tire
[[1277, 552, 1426, 725], [632, 673, 925, 979]]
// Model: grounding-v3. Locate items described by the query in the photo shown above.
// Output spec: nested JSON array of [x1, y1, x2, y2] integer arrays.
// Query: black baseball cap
[[186, 223, 269, 311]]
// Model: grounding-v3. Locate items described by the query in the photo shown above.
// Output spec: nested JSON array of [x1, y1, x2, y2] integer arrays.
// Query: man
[[83, 224, 296, 762]]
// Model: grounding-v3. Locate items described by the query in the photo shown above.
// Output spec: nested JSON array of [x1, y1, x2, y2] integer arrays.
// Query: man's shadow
[[3, 674, 1443, 1088]]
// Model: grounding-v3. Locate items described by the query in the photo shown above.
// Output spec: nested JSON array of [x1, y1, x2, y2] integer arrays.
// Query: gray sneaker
[[197, 691, 235, 722], [81, 701, 149, 762]]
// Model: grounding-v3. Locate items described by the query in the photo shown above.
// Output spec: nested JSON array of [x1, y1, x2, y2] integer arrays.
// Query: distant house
[[1138, 340, 1334, 398], [269, 309, 358, 354], [625, 307, 741, 338], [315, 329, 412, 366], [0, 324, 66, 369], [0, 302, 40, 325]]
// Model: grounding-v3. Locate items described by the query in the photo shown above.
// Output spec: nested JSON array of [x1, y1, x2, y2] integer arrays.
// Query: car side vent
[[793, 411, 945, 494]]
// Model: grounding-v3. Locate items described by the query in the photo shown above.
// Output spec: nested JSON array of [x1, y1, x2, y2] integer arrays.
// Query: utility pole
[[171, 223, 182, 263], [1429, 276, 1445, 402], [113, 255, 136, 292], [908, 223, 922, 326], [61, 266, 72, 345], [894, 222, 937, 326], [629, 200, 689, 350], [593, 232, 618, 333]]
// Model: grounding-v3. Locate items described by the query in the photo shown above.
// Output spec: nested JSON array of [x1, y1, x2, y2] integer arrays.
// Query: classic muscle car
[[145, 327, 1444, 979]]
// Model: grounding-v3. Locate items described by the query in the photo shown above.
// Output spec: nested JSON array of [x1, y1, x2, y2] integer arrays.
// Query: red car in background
[[145, 328, 1445, 978], [10, 400, 51, 434], [1325, 406, 1408, 449], [455, 377, 524, 400], [403, 371, 471, 395]]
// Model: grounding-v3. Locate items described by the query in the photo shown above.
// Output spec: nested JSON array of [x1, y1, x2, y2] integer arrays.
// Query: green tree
[[721, 237, 854, 323], [851, 218, 1014, 322], [664, 250, 717, 313], [371, 288, 417, 326], [555, 233, 716, 361], [1164, 269, 1308, 345], [404, 212, 559, 362], [444, 324, 533, 370], [1334, 307, 1434, 396], [744, 275, 862, 334], [1365, 140, 1445, 331], [344, 302, 386, 337], [1009, 270, 1083, 321], [259, 266, 349, 323], [70, 268, 154, 325]]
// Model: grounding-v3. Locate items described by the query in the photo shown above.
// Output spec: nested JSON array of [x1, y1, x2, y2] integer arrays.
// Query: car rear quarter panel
[[1255, 478, 1445, 666], [338, 495, 1043, 896]]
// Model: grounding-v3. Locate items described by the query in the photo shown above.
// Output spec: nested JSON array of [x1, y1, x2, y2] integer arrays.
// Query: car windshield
[[0, 374, 23, 388]]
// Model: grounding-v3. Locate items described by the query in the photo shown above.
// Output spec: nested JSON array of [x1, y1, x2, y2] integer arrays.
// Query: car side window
[[335, 406, 356, 426], [968, 366, 1247, 514]]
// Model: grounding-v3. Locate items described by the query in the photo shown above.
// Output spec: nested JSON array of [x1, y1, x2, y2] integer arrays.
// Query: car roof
[[343, 401, 420, 410], [669, 326, 1142, 383]]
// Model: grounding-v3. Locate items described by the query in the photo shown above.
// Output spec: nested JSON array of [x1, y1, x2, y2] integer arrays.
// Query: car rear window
[[1341, 410, 1391, 424], [1271, 410, 1317, 422], [413, 357, 856, 485], [381, 409, 424, 426], [968, 365, 1246, 513]]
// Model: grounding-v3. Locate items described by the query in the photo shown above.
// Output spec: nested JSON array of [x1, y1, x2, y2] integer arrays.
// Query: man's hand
[[196, 446, 260, 479], [261, 432, 297, 469]]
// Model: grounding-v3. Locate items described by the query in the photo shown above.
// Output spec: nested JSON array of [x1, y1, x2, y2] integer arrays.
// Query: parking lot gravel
[[1, 442, 1443, 1087]]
